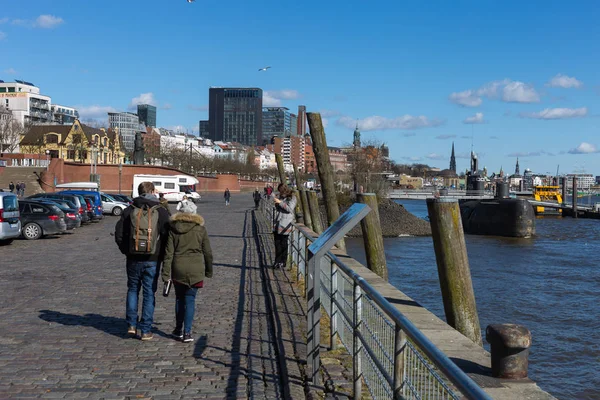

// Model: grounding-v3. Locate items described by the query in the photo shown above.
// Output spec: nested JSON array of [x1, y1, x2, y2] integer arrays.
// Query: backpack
[[129, 204, 161, 255], [180, 200, 197, 214]]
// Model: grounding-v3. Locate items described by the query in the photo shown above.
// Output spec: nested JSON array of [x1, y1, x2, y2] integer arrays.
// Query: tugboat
[[458, 152, 535, 238]]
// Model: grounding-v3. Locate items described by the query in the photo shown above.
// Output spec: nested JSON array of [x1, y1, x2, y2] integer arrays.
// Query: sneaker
[[127, 326, 136, 335], [172, 328, 183, 340], [182, 333, 194, 343], [141, 332, 154, 341]]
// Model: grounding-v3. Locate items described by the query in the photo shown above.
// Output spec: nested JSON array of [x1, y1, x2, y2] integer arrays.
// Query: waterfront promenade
[[0, 194, 326, 399]]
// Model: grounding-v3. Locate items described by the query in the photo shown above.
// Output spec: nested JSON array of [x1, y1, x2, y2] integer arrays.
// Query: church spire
[[515, 157, 520, 175], [353, 121, 361, 147], [449, 141, 456, 173]]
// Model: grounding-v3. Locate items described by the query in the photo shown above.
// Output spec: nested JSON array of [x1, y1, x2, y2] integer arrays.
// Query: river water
[[345, 199, 600, 400]]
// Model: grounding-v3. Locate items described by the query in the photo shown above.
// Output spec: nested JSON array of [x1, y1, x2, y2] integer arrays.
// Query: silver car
[[0, 192, 21, 244], [100, 193, 128, 216]]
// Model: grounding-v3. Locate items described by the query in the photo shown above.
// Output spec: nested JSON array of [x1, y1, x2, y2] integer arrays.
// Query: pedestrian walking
[[272, 183, 297, 269], [15, 182, 21, 197], [114, 182, 170, 340], [161, 212, 213, 343], [8, 181, 14, 193], [158, 193, 171, 216], [176, 195, 197, 214], [224, 188, 231, 206], [253, 188, 262, 209], [20, 181, 26, 197]]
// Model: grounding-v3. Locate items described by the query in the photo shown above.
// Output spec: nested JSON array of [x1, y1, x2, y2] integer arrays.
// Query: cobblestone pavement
[[0, 193, 311, 399]]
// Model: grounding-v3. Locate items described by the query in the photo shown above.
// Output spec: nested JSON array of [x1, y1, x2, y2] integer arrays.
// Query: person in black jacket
[[115, 181, 170, 340]]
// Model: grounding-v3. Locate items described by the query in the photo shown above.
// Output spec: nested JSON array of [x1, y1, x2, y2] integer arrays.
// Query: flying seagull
[[187, 0, 195, 3], [258, 66, 271, 72]]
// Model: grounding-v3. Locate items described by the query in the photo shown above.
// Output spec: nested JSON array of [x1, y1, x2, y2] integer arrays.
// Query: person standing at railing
[[272, 183, 297, 269]]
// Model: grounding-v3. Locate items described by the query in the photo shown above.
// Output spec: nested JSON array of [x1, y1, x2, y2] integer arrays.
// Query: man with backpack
[[115, 182, 170, 340]]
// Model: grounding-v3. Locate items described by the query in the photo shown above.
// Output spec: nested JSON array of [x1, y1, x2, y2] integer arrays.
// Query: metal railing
[[260, 199, 491, 400]]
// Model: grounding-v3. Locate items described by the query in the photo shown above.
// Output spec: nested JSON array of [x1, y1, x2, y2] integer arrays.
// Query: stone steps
[[0, 167, 45, 194]]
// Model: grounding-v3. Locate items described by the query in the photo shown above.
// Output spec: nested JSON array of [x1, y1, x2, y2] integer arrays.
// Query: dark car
[[57, 191, 103, 220], [34, 199, 81, 231], [83, 197, 95, 221], [18, 200, 67, 240], [28, 193, 90, 224], [111, 194, 133, 205]]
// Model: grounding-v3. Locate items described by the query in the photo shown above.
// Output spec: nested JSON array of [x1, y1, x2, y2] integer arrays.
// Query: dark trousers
[[174, 283, 198, 334], [274, 232, 289, 267]]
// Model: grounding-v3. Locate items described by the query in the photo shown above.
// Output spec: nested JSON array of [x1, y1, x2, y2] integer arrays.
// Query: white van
[[0, 192, 21, 244], [132, 174, 201, 203]]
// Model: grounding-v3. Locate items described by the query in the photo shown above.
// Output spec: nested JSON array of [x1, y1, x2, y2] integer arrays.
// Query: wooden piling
[[294, 163, 313, 231], [572, 177, 578, 218], [307, 190, 323, 234], [275, 153, 286, 185], [307, 112, 345, 250], [292, 189, 304, 224], [426, 198, 482, 346], [357, 193, 388, 281], [561, 177, 567, 207]]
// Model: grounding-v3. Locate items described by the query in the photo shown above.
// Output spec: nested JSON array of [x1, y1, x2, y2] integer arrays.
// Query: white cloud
[[546, 74, 583, 89], [34, 15, 64, 29], [519, 107, 587, 120], [426, 153, 445, 160], [161, 103, 172, 110], [4, 68, 17, 74], [456, 152, 472, 159], [435, 134, 456, 139], [502, 81, 540, 103], [0, 32, 6, 41], [188, 104, 208, 112], [319, 109, 341, 118], [129, 92, 157, 109], [322, 118, 329, 128], [507, 151, 542, 157], [449, 90, 482, 107], [463, 112, 485, 124], [0, 18, 8, 24], [337, 115, 443, 131], [449, 79, 540, 107], [401, 156, 422, 162], [77, 105, 118, 120], [263, 89, 300, 107], [568, 142, 598, 154]]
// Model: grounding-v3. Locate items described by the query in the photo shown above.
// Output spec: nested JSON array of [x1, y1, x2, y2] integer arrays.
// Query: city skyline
[[1, 1, 599, 174]]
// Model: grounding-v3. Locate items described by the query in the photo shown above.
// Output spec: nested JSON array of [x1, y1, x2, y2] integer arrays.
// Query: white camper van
[[132, 174, 201, 202]]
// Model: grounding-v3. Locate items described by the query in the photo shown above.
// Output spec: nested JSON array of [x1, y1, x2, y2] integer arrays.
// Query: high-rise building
[[272, 135, 306, 171], [137, 104, 157, 127], [108, 112, 145, 153], [208, 87, 263, 146], [290, 113, 298, 136], [0, 80, 53, 125], [449, 142, 456, 173], [263, 107, 292, 139], [297, 105, 307, 137], [199, 120, 209, 138]]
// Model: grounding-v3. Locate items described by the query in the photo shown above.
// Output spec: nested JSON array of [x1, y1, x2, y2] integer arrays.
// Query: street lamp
[[119, 161, 123, 194], [45, 149, 50, 171]]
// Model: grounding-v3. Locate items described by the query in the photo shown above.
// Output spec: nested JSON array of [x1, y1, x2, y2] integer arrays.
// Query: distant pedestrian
[[224, 188, 231, 206], [177, 195, 197, 214], [20, 182, 26, 197], [272, 183, 297, 269], [253, 188, 261, 209], [162, 211, 213, 343], [15, 182, 21, 197], [158, 193, 171, 216], [114, 182, 170, 341], [8, 181, 14, 193]]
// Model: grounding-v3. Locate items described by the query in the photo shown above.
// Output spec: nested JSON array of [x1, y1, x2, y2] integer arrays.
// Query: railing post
[[393, 324, 407, 400], [353, 283, 363, 399], [329, 260, 338, 350], [307, 251, 321, 385], [291, 228, 298, 268]]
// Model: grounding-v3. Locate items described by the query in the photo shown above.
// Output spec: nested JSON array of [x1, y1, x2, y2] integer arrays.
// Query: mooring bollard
[[486, 324, 531, 379]]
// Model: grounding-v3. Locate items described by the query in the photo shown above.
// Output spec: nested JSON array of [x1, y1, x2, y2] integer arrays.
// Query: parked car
[[83, 197, 95, 221], [0, 192, 21, 244], [28, 193, 90, 224], [34, 199, 81, 230], [100, 193, 127, 216], [56, 190, 104, 221], [110, 194, 133, 205], [18, 200, 67, 240]]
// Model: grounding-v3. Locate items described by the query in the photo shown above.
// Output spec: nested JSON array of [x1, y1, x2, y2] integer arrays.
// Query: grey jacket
[[273, 195, 297, 235]]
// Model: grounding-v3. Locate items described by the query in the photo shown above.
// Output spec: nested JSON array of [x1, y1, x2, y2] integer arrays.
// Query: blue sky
[[1, 0, 599, 174]]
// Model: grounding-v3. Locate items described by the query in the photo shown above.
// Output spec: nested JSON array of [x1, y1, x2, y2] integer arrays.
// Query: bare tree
[[0, 117, 25, 153]]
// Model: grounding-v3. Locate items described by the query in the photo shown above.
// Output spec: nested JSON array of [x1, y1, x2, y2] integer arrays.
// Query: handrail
[[290, 219, 492, 400]]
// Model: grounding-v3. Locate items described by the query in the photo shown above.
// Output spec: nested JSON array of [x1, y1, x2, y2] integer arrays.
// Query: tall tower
[[515, 158, 520, 175], [449, 142, 457, 173], [353, 122, 361, 147]]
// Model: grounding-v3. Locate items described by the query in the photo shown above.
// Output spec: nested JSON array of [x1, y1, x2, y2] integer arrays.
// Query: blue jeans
[[126, 260, 159, 334], [174, 283, 198, 334]]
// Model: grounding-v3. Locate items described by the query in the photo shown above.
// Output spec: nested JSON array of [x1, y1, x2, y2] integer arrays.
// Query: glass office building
[[208, 88, 263, 146], [263, 107, 293, 139], [137, 104, 157, 127]]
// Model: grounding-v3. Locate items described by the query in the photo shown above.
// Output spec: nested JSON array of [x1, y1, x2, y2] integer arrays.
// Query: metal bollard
[[486, 324, 531, 379]]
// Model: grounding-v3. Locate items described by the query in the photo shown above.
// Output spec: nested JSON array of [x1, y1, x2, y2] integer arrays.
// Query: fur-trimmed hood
[[170, 212, 205, 234]]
